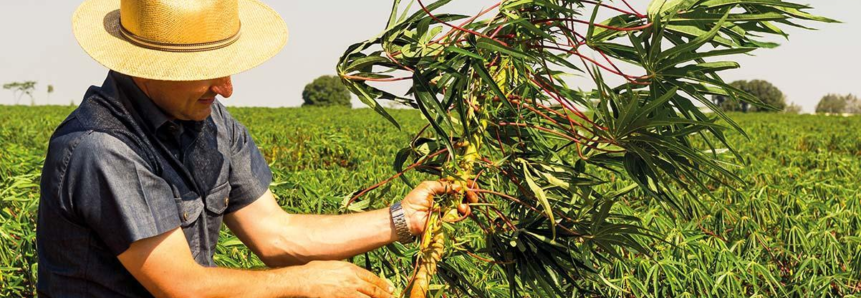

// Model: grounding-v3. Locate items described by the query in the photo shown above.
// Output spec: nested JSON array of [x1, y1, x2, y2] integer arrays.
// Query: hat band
[[118, 19, 242, 52]]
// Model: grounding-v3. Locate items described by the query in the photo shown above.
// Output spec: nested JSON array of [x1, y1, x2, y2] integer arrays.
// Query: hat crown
[[120, 0, 240, 45]]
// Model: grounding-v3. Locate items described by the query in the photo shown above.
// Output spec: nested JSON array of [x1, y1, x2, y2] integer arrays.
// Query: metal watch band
[[390, 202, 415, 244]]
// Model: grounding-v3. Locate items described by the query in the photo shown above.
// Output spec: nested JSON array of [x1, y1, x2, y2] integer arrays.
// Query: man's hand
[[295, 261, 394, 298], [400, 181, 461, 235]]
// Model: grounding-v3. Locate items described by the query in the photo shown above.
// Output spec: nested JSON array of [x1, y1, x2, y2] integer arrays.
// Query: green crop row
[[1, 106, 860, 297]]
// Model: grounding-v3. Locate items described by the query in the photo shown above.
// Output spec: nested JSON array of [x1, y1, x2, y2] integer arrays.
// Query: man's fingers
[[355, 268, 394, 297], [421, 180, 462, 196], [358, 282, 394, 298]]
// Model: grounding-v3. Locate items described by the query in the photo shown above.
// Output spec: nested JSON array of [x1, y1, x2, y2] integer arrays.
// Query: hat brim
[[73, 0, 288, 81]]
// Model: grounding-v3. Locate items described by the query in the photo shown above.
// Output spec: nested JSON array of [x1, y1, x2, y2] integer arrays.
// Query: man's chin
[[181, 110, 212, 122], [193, 112, 212, 121]]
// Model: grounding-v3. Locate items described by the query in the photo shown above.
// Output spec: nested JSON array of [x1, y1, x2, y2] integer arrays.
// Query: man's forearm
[[119, 227, 315, 298], [180, 266, 303, 298], [263, 208, 399, 266]]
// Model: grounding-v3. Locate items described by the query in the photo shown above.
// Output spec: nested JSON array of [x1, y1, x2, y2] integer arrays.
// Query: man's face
[[132, 76, 234, 121]]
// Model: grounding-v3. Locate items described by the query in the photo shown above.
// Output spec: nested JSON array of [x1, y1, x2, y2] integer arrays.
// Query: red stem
[[534, 18, 653, 32], [620, 0, 647, 18], [341, 75, 412, 82], [465, 251, 515, 265], [417, 0, 508, 46], [537, 45, 641, 80], [499, 122, 623, 153], [489, 206, 518, 231], [471, 189, 583, 237], [346, 149, 449, 207], [579, 0, 641, 17], [527, 74, 613, 133], [498, 122, 580, 143], [433, 2, 502, 44], [544, 25, 651, 86], [385, 50, 414, 73]]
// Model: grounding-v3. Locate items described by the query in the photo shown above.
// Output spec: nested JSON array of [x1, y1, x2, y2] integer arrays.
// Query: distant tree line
[[3, 81, 55, 105], [712, 80, 787, 113], [815, 94, 860, 114], [712, 79, 859, 115]]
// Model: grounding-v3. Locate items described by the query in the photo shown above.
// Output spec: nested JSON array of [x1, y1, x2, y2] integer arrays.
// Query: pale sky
[[0, 1, 857, 113]]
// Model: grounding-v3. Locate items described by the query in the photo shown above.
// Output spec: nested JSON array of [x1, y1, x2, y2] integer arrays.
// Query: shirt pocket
[[175, 191, 204, 228], [205, 181, 232, 215]]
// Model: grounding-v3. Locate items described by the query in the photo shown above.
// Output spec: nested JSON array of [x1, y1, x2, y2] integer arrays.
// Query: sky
[[0, 1, 858, 113]]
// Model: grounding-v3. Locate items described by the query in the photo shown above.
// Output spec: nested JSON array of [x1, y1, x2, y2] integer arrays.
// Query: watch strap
[[390, 202, 415, 244]]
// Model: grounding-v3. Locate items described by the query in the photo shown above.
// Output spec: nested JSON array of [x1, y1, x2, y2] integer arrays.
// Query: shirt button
[[183, 212, 189, 221], [224, 198, 229, 206]]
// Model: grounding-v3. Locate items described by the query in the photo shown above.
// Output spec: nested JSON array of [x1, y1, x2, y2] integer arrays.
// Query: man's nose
[[211, 77, 233, 98]]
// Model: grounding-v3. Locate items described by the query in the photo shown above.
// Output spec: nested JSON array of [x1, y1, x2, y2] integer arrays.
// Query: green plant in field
[[302, 75, 352, 108], [714, 80, 786, 112], [4, 107, 861, 297], [338, 0, 833, 296]]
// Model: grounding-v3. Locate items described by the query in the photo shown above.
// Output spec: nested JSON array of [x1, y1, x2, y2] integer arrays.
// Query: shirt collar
[[109, 70, 174, 133]]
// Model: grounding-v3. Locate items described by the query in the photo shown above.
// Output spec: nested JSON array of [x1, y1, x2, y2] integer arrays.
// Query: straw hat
[[72, 0, 288, 81]]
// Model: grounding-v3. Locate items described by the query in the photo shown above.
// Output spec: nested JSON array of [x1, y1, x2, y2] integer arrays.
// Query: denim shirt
[[36, 71, 272, 297]]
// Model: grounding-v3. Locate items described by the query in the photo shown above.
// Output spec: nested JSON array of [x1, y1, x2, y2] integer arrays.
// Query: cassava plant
[[338, 0, 833, 296]]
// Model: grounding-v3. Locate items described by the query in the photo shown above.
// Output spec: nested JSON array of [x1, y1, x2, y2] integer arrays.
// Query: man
[[37, 0, 457, 297]]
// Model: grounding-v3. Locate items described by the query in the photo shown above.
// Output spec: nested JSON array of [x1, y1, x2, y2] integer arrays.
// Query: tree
[[47, 84, 54, 105], [846, 94, 861, 114], [816, 93, 852, 114], [784, 102, 803, 114], [3, 81, 37, 105], [713, 80, 785, 112], [338, 1, 832, 297], [717, 92, 750, 112], [301, 75, 351, 107]]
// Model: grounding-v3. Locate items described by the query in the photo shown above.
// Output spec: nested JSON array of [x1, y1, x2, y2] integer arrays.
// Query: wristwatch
[[390, 202, 416, 244]]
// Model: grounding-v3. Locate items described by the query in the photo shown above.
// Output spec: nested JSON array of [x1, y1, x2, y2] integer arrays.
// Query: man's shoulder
[[40, 130, 150, 217], [49, 106, 147, 160], [46, 129, 146, 173]]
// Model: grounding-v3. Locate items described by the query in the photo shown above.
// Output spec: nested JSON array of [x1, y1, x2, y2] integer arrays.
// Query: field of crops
[[2, 105, 860, 297]]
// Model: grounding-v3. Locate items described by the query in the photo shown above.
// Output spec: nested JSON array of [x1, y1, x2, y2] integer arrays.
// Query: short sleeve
[[65, 132, 180, 256], [225, 120, 272, 214]]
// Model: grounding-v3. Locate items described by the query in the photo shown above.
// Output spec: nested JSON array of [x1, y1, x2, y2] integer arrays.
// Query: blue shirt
[[36, 71, 272, 297]]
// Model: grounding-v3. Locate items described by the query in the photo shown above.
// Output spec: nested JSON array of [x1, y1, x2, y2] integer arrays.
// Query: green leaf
[[658, 48, 755, 71], [521, 160, 557, 240], [413, 70, 454, 151], [476, 38, 534, 61], [444, 46, 485, 61], [343, 82, 401, 129], [659, 9, 731, 62]]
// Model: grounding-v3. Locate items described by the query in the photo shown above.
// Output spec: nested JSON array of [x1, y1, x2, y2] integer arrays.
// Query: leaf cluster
[[337, 0, 834, 296]]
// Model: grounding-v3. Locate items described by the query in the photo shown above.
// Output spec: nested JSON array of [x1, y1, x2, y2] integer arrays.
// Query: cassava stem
[[410, 212, 445, 298], [409, 76, 487, 297]]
